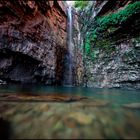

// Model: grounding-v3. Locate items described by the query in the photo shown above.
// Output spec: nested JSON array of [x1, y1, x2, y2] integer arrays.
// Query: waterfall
[[63, 6, 73, 86], [67, 6, 73, 85]]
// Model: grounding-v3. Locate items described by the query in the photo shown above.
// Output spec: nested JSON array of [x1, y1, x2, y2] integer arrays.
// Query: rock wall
[[0, 0, 67, 85], [86, 0, 140, 89], [87, 38, 140, 89], [95, 0, 132, 16], [72, 8, 83, 86]]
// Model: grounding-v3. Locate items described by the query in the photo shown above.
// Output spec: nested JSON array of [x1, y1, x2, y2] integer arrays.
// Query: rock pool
[[0, 85, 140, 139]]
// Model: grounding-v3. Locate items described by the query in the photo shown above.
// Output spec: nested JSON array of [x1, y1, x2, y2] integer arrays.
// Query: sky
[[66, 1, 75, 6]]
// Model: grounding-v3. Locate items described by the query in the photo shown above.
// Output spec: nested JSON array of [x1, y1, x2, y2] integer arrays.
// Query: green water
[[0, 84, 140, 106], [0, 84, 140, 139]]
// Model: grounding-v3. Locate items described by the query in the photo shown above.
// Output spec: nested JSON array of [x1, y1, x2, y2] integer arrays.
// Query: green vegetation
[[74, 1, 89, 9], [83, 1, 140, 60], [95, 1, 140, 36]]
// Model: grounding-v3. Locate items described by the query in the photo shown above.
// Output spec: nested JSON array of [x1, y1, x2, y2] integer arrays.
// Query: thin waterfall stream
[[64, 6, 73, 86]]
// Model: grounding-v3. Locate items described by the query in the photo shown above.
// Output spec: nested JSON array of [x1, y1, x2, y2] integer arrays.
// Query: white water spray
[[64, 6, 73, 86]]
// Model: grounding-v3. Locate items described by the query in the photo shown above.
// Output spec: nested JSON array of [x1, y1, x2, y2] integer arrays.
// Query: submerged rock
[[0, 99, 140, 139], [75, 99, 110, 108], [66, 112, 93, 125], [122, 103, 140, 109], [0, 93, 88, 102]]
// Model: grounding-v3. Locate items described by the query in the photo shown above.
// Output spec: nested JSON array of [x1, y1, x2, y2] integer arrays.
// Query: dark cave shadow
[[55, 45, 67, 86], [0, 117, 11, 139]]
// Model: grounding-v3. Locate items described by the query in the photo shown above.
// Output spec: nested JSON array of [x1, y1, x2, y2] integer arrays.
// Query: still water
[[0, 84, 140, 106], [0, 84, 140, 139]]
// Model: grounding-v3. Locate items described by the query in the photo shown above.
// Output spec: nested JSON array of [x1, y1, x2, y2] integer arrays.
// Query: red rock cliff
[[0, 0, 67, 85]]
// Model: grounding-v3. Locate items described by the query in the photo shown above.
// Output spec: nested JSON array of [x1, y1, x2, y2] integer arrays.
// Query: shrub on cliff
[[74, 1, 89, 9], [85, 1, 140, 58], [92, 1, 140, 42]]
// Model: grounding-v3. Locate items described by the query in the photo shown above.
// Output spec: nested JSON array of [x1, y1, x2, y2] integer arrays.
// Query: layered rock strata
[[0, 0, 67, 85]]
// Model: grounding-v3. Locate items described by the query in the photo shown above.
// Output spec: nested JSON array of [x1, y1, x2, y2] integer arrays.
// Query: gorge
[[0, 0, 139, 89], [0, 0, 140, 139]]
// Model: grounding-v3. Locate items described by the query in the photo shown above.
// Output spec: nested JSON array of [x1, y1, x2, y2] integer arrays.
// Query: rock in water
[[0, 93, 88, 102], [122, 103, 140, 109]]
